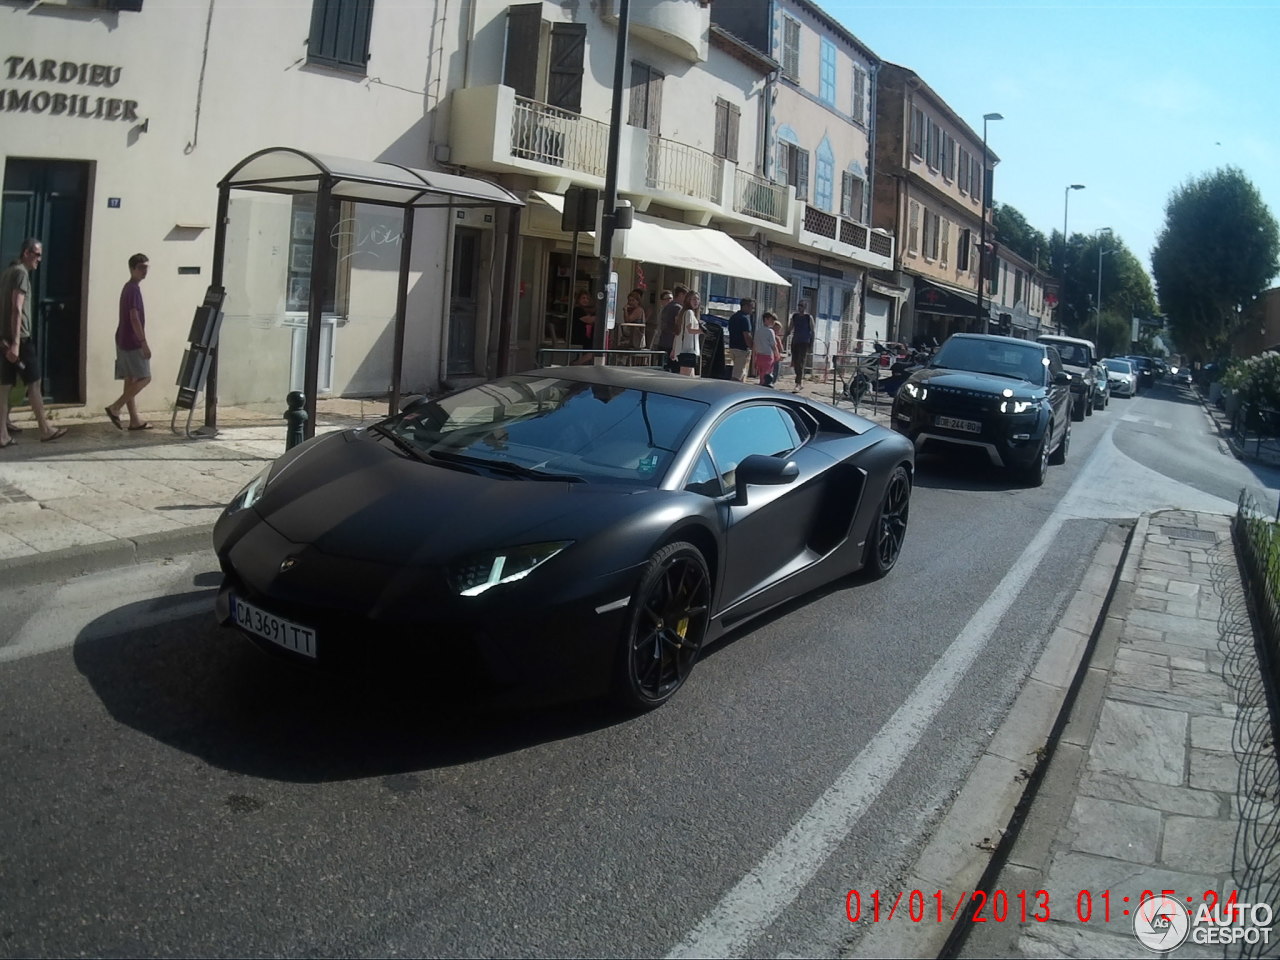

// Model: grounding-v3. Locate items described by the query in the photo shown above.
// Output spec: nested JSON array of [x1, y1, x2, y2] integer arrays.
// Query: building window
[[971, 154, 983, 205], [841, 171, 865, 221], [781, 15, 801, 81], [776, 140, 810, 202], [851, 66, 867, 125], [957, 147, 971, 193], [286, 194, 343, 313], [1014, 269, 1025, 303], [910, 107, 924, 157], [713, 98, 740, 161], [819, 38, 836, 105], [547, 22, 587, 112], [923, 209, 940, 260], [908, 200, 920, 255], [307, 0, 375, 74], [958, 228, 971, 271], [942, 131, 955, 181], [940, 217, 950, 265], [815, 138, 834, 211], [628, 61, 664, 132]]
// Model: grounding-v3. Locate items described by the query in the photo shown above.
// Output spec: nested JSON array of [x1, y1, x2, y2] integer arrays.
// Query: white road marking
[[0, 559, 213, 664], [667, 417, 1232, 958]]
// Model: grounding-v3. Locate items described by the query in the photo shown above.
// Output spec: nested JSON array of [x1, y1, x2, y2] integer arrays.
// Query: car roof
[[1036, 333, 1095, 348]]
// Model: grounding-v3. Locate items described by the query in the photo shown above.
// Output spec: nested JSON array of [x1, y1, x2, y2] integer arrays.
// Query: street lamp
[[1059, 184, 1085, 333], [1094, 226, 1113, 347], [975, 112, 1002, 327]]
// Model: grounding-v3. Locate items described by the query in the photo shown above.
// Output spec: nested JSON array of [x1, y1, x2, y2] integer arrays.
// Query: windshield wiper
[[369, 423, 430, 462], [427, 449, 584, 482]]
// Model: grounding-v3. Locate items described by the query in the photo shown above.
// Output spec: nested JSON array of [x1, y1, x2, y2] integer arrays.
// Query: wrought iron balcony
[[732, 169, 789, 226], [646, 136, 723, 204], [798, 203, 894, 269], [510, 95, 609, 178]]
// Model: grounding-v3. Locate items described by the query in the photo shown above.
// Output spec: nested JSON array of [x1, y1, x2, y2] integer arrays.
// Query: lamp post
[[1094, 226, 1112, 347], [1058, 184, 1085, 333], [975, 112, 1002, 327], [593, 0, 631, 362]]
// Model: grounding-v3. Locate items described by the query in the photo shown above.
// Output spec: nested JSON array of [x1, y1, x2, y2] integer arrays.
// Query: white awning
[[618, 215, 790, 286]]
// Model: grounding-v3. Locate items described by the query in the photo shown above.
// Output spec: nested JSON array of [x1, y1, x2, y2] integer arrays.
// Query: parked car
[[213, 366, 914, 710], [1126, 355, 1157, 389], [1036, 334, 1099, 421], [1102, 357, 1138, 397], [890, 333, 1072, 486]]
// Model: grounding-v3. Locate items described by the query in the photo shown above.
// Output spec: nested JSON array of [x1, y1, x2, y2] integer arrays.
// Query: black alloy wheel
[[1049, 420, 1070, 465], [1022, 432, 1049, 487], [617, 542, 711, 710], [865, 465, 910, 579]]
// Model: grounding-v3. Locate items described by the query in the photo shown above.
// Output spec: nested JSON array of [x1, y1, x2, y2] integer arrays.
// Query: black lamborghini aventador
[[213, 366, 914, 709]]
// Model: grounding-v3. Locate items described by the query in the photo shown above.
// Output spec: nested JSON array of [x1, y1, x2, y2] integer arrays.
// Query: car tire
[[614, 541, 711, 711], [863, 465, 911, 579], [1049, 420, 1070, 465], [1022, 433, 1049, 487], [1071, 394, 1086, 422]]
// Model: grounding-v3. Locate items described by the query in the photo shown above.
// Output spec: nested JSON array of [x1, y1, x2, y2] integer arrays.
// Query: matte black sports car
[[213, 366, 913, 709]]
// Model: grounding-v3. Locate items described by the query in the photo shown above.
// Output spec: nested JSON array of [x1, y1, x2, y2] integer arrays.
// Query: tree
[[1151, 166, 1280, 360], [994, 203, 1051, 268], [1054, 230, 1155, 343]]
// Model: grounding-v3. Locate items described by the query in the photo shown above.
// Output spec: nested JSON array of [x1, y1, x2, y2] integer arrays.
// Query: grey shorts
[[115, 347, 151, 381]]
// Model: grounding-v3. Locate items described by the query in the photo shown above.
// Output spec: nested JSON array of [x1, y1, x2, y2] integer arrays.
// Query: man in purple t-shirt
[[105, 253, 152, 430]]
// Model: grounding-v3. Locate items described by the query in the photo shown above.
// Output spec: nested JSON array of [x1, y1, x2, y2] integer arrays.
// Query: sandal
[[0, 437, 15, 449], [41, 427, 68, 442], [6, 420, 22, 433], [128, 422, 153, 431], [105, 407, 123, 430]]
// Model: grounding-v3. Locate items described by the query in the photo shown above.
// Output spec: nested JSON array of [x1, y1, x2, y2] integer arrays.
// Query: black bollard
[[284, 391, 308, 450]]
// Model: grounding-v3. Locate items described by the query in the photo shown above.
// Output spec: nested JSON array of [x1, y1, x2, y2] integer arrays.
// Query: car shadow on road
[[72, 592, 629, 784], [907, 449, 1044, 492]]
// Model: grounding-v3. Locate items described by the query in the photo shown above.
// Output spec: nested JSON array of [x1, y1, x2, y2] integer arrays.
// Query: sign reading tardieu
[[0, 56, 140, 122]]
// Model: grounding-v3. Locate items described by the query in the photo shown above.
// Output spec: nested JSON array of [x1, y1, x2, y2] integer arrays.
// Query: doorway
[[447, 226, 482, 377], [1, 158, 89, 405]]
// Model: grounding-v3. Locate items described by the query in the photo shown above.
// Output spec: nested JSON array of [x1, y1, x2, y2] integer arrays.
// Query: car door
[[683, 403, 830, 617], [1045, 347, 1071, 444]]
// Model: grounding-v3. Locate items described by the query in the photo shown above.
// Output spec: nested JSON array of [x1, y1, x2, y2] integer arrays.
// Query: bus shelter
[[206, 147, 524, 438]]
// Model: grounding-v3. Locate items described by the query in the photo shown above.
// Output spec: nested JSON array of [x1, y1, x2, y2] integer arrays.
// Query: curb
[[0, 524, 215, 589], [845, 518, 1138, 960]]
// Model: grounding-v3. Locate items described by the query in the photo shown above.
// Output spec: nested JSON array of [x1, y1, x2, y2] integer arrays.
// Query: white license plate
[[935, 415, 982, 434], [231, 595, 317, 659]]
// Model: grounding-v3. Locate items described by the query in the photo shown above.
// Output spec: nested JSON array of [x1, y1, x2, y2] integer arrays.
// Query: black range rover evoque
[[889, 333, 1073, 485]]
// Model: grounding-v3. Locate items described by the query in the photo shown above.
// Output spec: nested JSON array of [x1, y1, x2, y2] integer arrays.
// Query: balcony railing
[[647, 137, 723, 203], [511, 96, 609, 178], [804, 205, 838, 238], [733, 169, 788, 226], [802, 204, 894, 262], [870, 231, 893, 258]]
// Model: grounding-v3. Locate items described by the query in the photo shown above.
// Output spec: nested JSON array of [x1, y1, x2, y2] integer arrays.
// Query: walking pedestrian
[[785, 299, 815, 393], [753, 311, 781, 387], [105, 253, 154, 430], [657, 283, 687, 372], [1, 238, 67, 447], [671, 290, 703, 376], [727, 298, 755, 381]]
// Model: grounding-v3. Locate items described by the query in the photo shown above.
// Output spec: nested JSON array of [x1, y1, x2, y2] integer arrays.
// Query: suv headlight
[[901, 381, 926, 400], [449, 541, 573, 596], [999, 399, 1036, 414]]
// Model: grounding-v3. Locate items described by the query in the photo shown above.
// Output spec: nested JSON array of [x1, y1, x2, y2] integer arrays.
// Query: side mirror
[[398, 394, 426, 412], [734, 454, 799, 505], [1053, 371, 1071, 385]]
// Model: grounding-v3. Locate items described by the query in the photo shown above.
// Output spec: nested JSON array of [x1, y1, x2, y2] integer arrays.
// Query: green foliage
[[1221, 351, 1280, 409], [1152, 166, 1280, 359], [1094, 312, 1133, 357], [993, 203, 1051, 268], [1055, 231, 1156, 339]]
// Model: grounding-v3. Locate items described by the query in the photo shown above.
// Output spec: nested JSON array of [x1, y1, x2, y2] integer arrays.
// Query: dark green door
[[1, 159, 88, 405], [447, 226, 481, 377]]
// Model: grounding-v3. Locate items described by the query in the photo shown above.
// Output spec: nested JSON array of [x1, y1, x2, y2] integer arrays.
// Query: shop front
[[912, 276, 989, 346]]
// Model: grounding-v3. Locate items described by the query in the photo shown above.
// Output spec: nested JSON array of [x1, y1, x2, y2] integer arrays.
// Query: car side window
[[683, 405, 803, 498]]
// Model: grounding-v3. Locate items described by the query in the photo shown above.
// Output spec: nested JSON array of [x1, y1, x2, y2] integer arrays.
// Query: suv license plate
[[231, 595, 317, 658], [935, 415, 981, 434]]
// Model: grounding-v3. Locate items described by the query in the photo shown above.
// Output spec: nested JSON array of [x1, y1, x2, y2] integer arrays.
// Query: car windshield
[[932, 338, 1047, 384], [376, 375, 707, 486], [1104, 359, 1133, 373]]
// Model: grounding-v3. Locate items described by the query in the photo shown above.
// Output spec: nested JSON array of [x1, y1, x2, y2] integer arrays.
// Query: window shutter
[[726, 103, 740, 162], [307, 0, 375, 72], [628, 62, 649, 126], [958, 228, 971, 270], [776, 141, 790, 185], [645, 68, 664, 135], [796, 148, 809, 202], [841, 171, 853, 217], [852, 67, 866, 124], [713, 99, 727, 158], [547, 22, 586, 113], [941, 218, 950, 264], [908, 201, 919, 253], [503, 3, 542, 100], [782, 17, 800, 80]]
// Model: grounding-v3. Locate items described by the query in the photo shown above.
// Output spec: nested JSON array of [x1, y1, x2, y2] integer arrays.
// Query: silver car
[[1102, 357, 1137, 397]]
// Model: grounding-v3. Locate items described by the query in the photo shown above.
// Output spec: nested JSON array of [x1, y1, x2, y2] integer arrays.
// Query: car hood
[[252, 430, 647, 565], [911, 367, 1042, 397]]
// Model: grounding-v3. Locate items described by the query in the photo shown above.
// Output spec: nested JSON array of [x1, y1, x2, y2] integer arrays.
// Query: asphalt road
[[0, 380, 1269, 958]]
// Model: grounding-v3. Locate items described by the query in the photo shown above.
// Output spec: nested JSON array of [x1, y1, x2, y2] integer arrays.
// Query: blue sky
[[826, 1, 1280, 283]]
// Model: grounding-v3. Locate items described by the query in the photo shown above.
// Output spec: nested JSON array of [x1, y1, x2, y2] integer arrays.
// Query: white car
[[1102, 357, 1138, 397]]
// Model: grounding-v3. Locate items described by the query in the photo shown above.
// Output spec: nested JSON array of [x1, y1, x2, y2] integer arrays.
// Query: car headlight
[[999, 399, 1036, 414], [449, 541, 573, 597], [902, 381, 926, 400], [226, 466, 271, 514]]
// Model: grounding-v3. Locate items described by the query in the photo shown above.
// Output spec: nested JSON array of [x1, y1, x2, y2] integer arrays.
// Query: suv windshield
[[933, 338, 1047, 385], [378, 375, 707, 485]]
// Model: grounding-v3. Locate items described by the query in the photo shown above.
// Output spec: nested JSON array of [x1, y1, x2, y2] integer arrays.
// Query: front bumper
[[890, 400, 1046, 469], [213, 511, 634, 698]]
